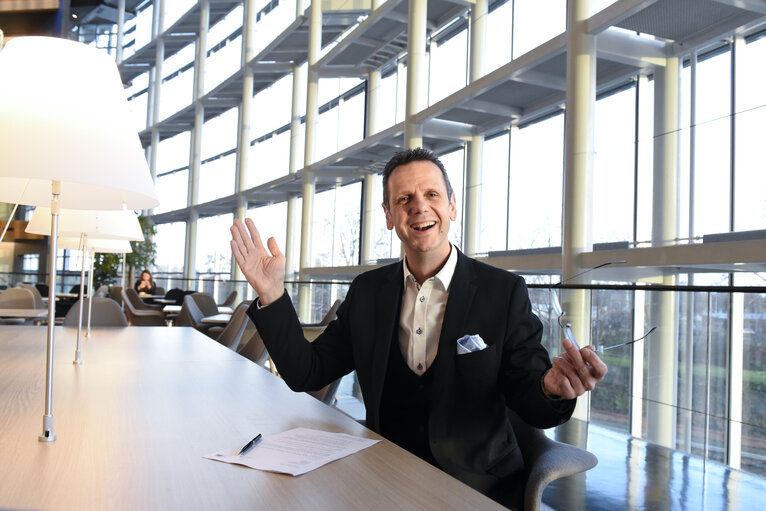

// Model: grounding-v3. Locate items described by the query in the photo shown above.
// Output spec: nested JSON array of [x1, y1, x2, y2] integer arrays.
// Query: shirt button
[[417, 363, 423, 371], [419, 295, 425, 302], [416, 328, 422, 335]]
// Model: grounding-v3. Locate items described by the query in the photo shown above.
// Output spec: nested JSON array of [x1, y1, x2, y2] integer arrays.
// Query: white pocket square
[[456, 334, 487, 354]]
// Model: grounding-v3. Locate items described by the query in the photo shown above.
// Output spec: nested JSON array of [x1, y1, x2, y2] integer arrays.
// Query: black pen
[[238, 434, 262, 456]]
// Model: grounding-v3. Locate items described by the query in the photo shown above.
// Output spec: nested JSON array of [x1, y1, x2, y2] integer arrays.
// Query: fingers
[[548, 339, 609, 399], [266, 236, 283, 259], [231, 219, 255, 256]]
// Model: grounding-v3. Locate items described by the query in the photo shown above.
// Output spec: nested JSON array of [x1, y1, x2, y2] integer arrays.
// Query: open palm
[[230, 218, 286, 305]]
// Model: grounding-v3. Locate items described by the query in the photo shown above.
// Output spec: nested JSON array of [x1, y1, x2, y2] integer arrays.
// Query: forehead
[[387, 160, 448, 193]]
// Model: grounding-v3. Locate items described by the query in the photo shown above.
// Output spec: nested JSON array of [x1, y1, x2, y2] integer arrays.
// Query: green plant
[[92, 215, 157, 287]]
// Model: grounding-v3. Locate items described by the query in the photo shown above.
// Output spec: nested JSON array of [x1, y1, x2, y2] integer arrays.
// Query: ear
[[383, 202, 394, 230], [448, 192, 457, 221]]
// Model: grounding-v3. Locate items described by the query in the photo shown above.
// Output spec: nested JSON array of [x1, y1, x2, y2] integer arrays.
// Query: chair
[[109, 286, 123, 305], [94, 285, 109, 298], [164, 288, 189, 305], [237, 330, 270, 367], [508, 410, 598, 511], [124, 287, 163, 312], [175, 293, 221, 337], [0, 287, 36, 325], [19, 283, 46, 309], [121, 290, 167, 326], [220, 290, 237, 307], [214, 302, 252, 350], [63, 298, 128, 327], [155, 286, 165, 295]]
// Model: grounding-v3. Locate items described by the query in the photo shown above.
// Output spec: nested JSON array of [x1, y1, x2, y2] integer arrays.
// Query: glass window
[[195, 214, 233, 274], [694, 49, 732, 236], [479, 132, 510, 253], [635, 77, 654, 245], [157, 132, 190, 175], [372, 173, 399, 261], [593, 86, 636, 244], [376, 71, 398, 133], [201, 107, 238, 160], [248, 130, 291, 188], [311, 182, 362, 267], [428, 28, 467, 106], [734, 36, 766, 232], [155, 222, 186, 273], [22, 254, 39, 273], [247, 202, 287, 261], [199, 153, 236, 204], [155, 170, 188, 214], [251, 74, 293, 139], [508, 114, 564, 249], [486, 0, 513, 74], [512, 0, 566, 59]]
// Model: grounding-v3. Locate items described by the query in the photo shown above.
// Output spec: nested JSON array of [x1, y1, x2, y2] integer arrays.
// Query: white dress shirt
[[399, 244, 458, 375]]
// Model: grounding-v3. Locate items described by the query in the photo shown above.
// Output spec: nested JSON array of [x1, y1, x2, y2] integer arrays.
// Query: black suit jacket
[[249, 250, 575, 488]]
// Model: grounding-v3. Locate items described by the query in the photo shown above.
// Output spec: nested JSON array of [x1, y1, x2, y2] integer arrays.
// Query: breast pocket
[[454, 343, 498, 393]]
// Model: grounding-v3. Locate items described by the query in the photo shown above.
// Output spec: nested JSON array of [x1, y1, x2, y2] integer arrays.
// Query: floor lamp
[[0, 37, 159, 442], [27, 208, 143, 363]]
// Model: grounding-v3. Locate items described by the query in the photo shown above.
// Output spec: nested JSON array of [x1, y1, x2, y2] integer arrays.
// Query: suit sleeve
[[247, 286, 356, 393], [500, 276, 575, 428]]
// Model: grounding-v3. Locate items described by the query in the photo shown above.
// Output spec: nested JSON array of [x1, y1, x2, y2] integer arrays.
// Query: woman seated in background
[[135, 270, 157, 296]]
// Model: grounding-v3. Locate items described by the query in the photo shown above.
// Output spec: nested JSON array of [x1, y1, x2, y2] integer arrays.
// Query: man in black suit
[[231, 148, 607, 508]]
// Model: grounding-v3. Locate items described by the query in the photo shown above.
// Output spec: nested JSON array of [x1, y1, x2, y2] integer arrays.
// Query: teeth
[[412, 222, 435, 231]]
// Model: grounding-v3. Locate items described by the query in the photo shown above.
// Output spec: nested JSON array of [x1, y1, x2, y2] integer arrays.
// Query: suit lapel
[[433, 251, 478, 379], [369, 262, 403, 427]]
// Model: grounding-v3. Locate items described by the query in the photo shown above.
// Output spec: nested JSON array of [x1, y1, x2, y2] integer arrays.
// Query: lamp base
[[38, 414, 57, 442], [73, 351, 82, 365]]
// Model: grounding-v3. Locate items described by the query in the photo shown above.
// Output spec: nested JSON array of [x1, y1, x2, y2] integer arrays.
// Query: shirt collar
[[402, 243, 458, 290]]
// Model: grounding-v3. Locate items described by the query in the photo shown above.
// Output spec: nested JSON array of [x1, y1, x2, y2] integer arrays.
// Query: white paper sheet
[[205, 427, 380, 476]]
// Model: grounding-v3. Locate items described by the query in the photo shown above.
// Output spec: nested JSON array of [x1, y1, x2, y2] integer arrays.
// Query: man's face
[[383, 160, 456, 259]]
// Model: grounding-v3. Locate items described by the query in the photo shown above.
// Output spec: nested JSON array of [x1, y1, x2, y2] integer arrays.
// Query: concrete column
[[404, 0, 427, 147], [233, 0, 257, 282], [298, 0, 322, 319], [560, 0, 596, 427], [184, 0, 208, 285], [463, 0, 487, 257], [361, 70, 381, 264], [116, 0, 125, 63], [645, 57, 680, 448], [285, 64, 305, 279]]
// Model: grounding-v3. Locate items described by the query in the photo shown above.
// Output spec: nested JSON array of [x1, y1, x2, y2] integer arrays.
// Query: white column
[[184, 0, 208, 285], [298, 0, 322, 319], [404, 0, 427, 148], [645, 57, 680, 448], [116, 0, 125, 63], [361, 69, 381, 264], [463, 0, 486, 257], [234, 0, 257, 282], [149, 0, 165, 182], [285, 63, 305, 279], [561, 0, 596, 424]]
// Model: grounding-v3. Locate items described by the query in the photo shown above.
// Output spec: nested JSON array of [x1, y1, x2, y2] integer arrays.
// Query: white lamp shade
[[26, 207, 145, 241], [57, 237, 133, 254], [0, 37, 159, 210]]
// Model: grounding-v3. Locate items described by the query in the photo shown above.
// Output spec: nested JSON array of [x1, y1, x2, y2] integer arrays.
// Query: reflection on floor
[[333, 376, 766, 510], [543, 424, 766, 511]]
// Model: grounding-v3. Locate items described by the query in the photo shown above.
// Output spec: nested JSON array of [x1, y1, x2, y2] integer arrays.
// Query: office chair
[[214, 302, 253, 350], [121, 290, 167, 326]]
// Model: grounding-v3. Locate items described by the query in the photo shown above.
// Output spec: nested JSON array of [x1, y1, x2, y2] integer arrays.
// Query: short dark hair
[[381, 147, 454, 207]]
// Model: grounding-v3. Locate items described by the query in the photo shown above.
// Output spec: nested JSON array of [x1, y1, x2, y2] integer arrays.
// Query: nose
[[408, 193, 428, 212]]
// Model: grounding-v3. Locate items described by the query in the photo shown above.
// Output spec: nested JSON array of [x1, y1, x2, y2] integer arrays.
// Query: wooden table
[[0, 326, 502, 510]]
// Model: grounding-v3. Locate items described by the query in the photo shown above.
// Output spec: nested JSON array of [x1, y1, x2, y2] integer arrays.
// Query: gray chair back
[[94, 285, 109, 298], [220, 290, 238, 307], [189, 292, 218, 317], [175, 294, 204, 327], [0, 287, 35, 308], [237, 330, 269, 366], [19, 284, 46, 309], [109, 286, 123, 305], [124, 287, 163, 311], [215, 302, 252, 350], [121, 290, 167, 326], [306, 378, 342, 406], [63, 298, 128, 327]]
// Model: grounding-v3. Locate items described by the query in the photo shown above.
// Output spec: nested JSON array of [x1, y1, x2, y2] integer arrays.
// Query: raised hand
[[230, 218, 286, 305], [543, 339, 608, 400]]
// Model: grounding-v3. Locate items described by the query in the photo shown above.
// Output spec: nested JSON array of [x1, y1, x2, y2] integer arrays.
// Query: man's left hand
[[543, 339, 608, 400]]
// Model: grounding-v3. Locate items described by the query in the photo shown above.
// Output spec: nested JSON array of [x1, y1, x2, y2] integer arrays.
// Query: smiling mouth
[[412, 221, 436, 232]]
